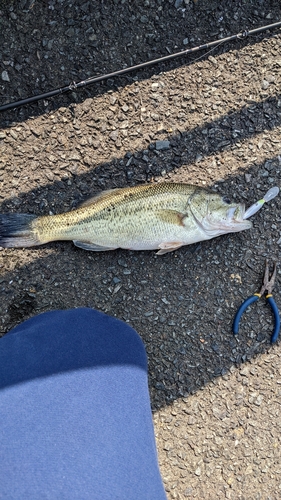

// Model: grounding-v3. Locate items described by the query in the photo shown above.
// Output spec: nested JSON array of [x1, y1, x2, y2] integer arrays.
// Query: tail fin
[[0, 214, 40, 248]]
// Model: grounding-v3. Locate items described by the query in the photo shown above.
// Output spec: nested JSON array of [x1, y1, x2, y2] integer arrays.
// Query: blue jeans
[[0, 308, 167, 500]]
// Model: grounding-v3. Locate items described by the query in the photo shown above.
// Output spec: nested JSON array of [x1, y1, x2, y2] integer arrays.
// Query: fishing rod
[[0, 20, 281, 113]]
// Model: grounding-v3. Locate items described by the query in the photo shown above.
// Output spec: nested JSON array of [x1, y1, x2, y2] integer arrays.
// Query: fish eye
[[222, 196, 231, 204]]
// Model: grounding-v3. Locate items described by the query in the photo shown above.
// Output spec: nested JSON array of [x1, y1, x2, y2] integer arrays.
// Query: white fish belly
[[76, 213, 207, 250]]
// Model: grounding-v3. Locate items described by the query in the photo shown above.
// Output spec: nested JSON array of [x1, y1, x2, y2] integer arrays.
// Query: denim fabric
[[0, 308, 167, 500]]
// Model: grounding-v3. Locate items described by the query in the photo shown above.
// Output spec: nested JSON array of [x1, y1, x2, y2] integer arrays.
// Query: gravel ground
[[1, 1, 281, 498]]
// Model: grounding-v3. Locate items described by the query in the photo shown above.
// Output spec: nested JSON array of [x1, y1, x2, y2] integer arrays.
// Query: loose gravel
[[1, 1, 281, 498]]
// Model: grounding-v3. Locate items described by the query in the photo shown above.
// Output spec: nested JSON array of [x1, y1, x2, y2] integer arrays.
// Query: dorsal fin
[[77, 188, 121, 208]]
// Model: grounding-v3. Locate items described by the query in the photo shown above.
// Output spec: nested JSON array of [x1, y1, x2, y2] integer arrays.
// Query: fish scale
[[0, 183, 252, 254]]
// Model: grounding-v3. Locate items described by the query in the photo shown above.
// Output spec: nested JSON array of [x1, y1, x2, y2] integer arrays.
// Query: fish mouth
[[191, 203, 252, 237], [227, 204, 252, 225], [222, 203, 252, 231], [227, 204, 245, 222]]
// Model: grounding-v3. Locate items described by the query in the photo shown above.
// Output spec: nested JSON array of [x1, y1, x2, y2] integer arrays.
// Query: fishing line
[[0, 20, 280, 113]]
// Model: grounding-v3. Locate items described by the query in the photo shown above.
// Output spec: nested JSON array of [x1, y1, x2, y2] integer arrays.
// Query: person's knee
[[1, 308, 147, 388]]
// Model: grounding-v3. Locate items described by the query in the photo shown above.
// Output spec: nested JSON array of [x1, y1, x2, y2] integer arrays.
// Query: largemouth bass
[[0, 183, 252, 255]]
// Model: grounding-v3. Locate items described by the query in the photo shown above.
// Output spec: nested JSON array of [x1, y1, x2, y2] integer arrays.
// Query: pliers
[[233, 260, 280, 343]]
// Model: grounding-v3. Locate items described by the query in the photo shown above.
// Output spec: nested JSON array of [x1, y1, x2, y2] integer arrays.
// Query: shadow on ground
[[1, 152, 280, 410], [1, 91, 280, 214], [1, 0, 281, 413], [1, 0, 281, 124]]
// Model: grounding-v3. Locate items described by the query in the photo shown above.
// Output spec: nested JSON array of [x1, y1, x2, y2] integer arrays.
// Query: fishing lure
[[243, 187, 279, 220]]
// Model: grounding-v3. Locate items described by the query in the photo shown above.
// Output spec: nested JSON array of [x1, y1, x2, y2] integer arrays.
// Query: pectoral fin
[[73, 240, 117, 252], [156, 242, 183, 255], [157, 210, 185, 226]]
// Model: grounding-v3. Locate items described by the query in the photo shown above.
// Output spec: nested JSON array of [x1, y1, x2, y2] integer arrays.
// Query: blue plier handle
[[233, 260, 280, 344]]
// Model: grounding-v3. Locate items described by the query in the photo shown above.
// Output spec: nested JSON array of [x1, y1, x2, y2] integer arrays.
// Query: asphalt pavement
[[1, 1, 281, 498]]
